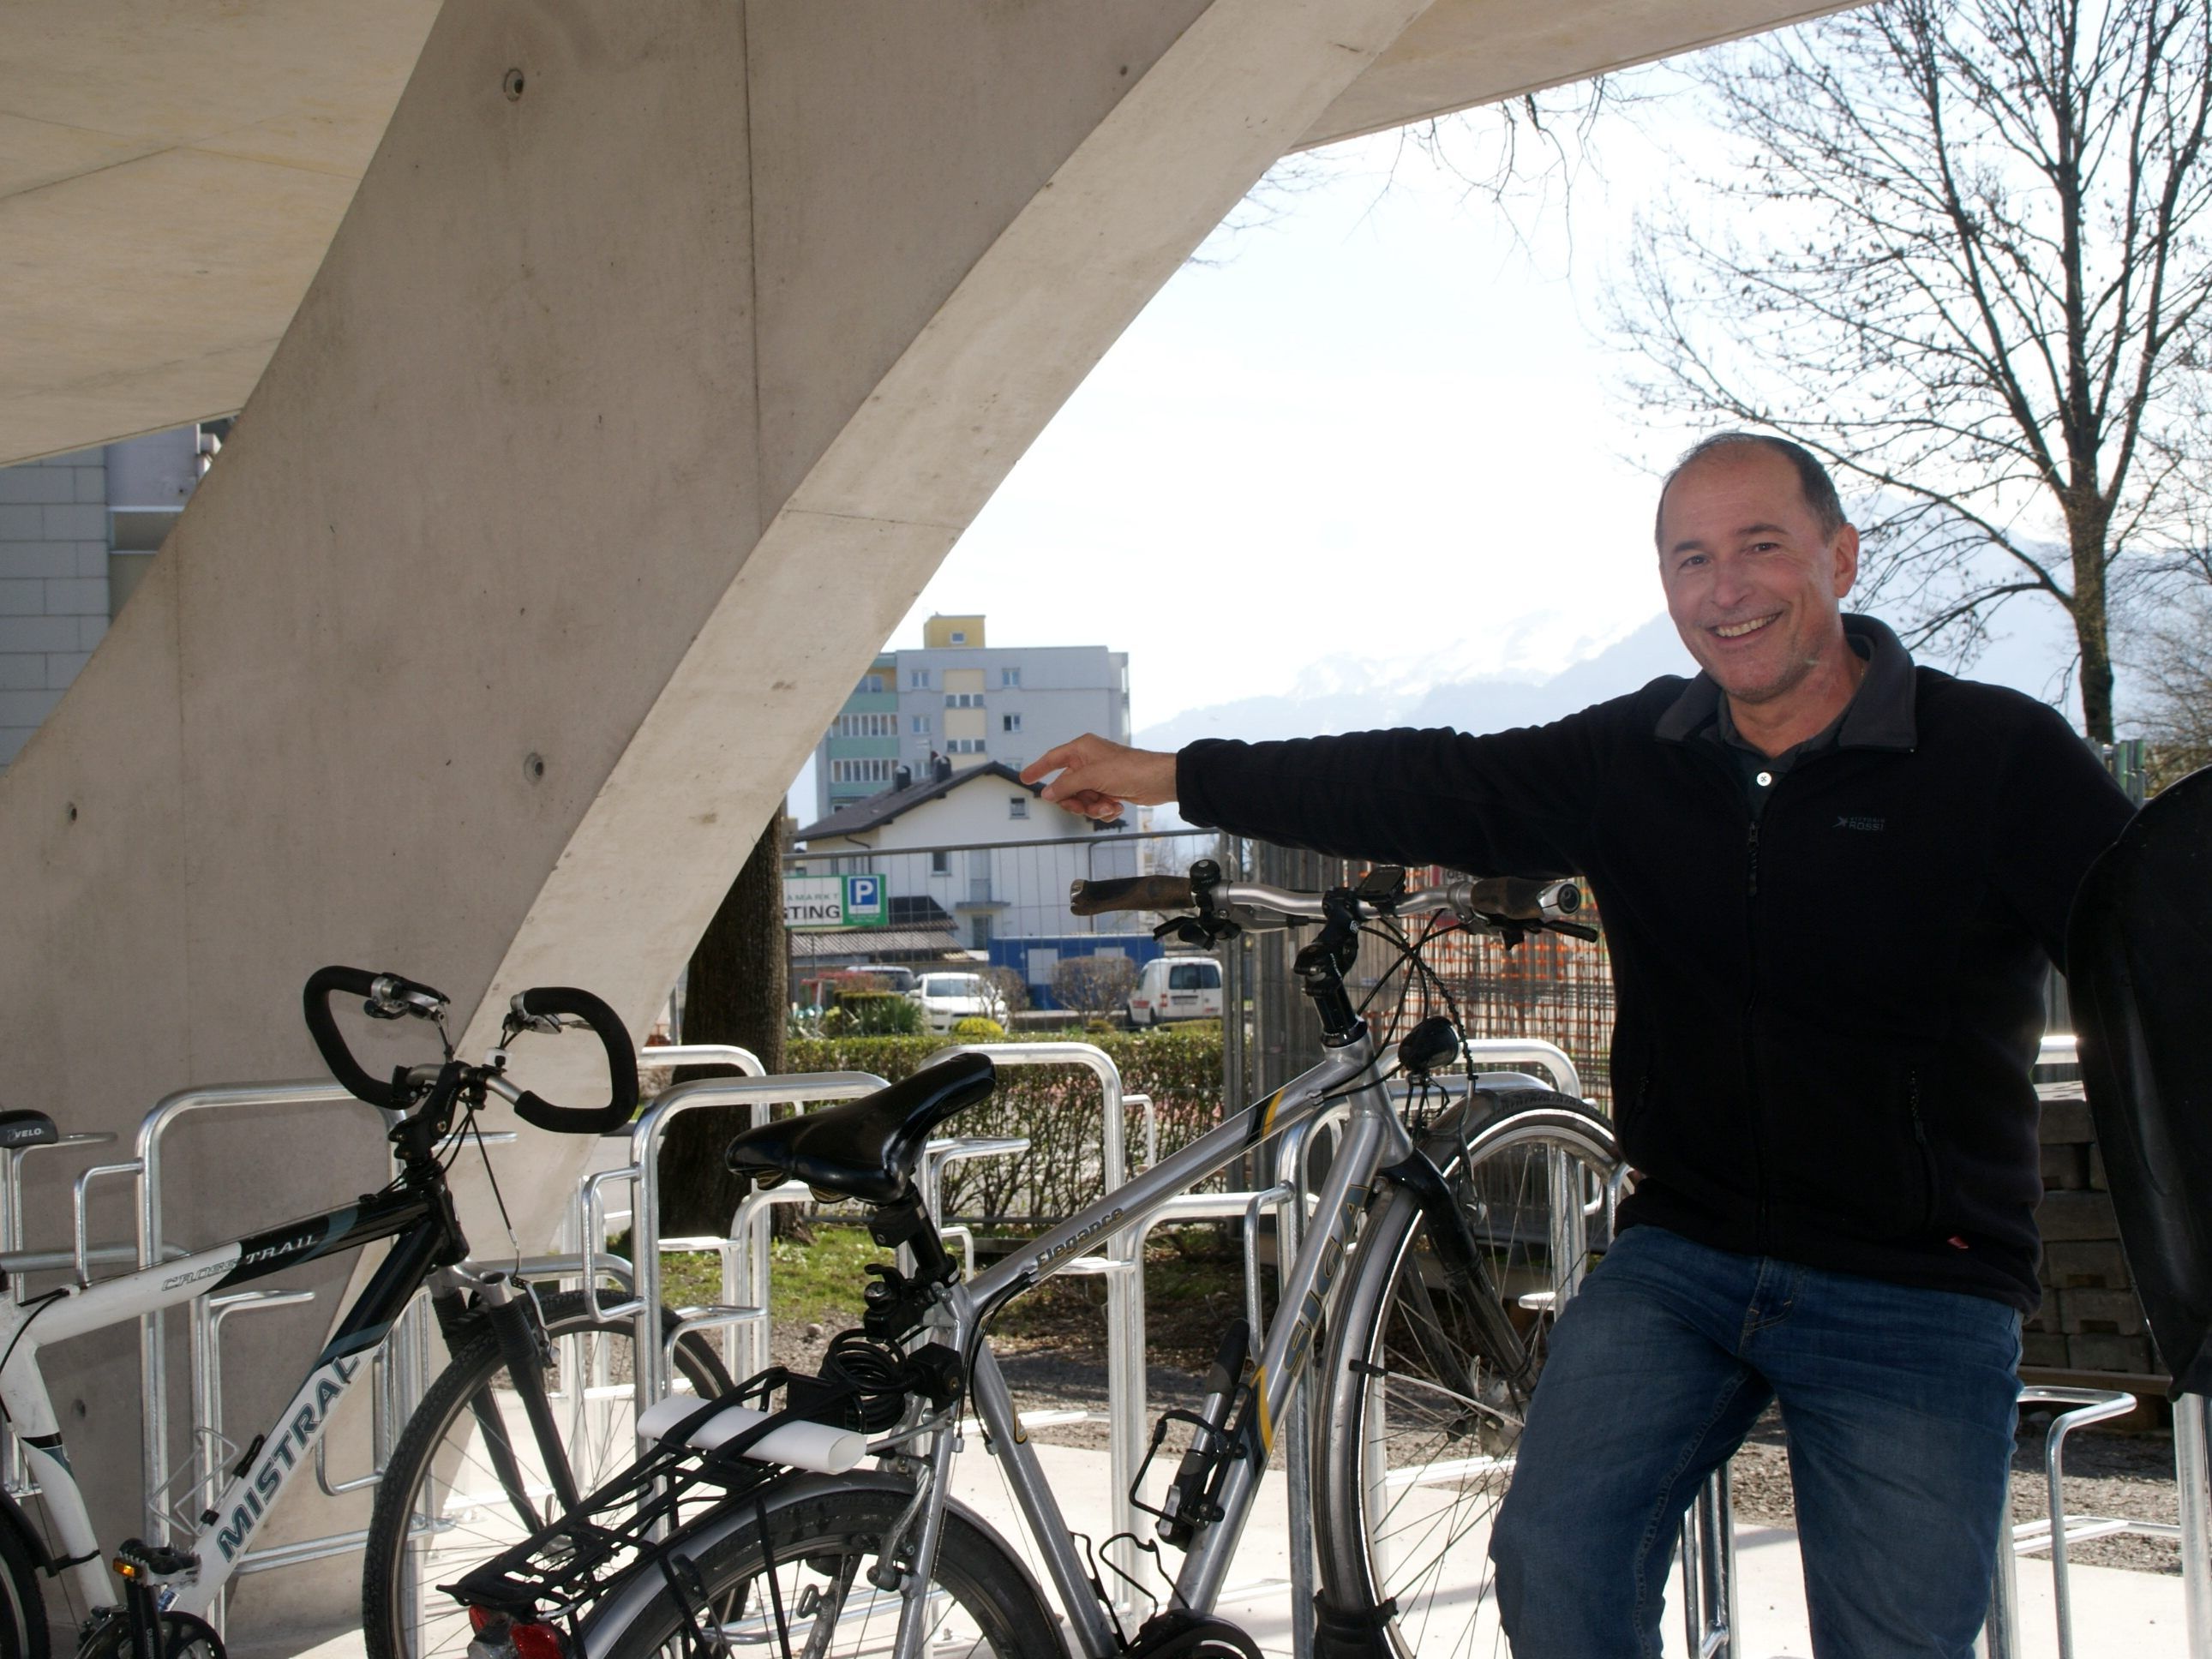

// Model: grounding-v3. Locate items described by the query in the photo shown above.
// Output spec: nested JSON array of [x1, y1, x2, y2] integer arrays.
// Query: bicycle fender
[[569, 1469, 1052, 1653], [0, 1487, 56, 1575], [1375, 1149, 1538, 1395]]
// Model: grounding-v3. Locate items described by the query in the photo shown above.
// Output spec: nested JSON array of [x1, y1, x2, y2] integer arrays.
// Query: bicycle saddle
[[723, 1052, 996, 1205], [0, 1111, 58, 1150], [2068, 763, 2212, 1398]]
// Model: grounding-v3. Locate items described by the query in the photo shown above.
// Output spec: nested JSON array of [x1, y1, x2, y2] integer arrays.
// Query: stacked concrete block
[[0, 448, 109, 769], [2027, 1082, 2162, 1380]]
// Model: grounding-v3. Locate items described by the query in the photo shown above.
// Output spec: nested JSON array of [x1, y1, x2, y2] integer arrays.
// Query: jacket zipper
[[1907, 1067, 1939, 1231], [1743, 815, 1771, 1253]]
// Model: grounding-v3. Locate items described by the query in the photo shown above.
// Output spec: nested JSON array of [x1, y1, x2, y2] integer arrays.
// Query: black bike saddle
[[723, 1052, 996, 1205], [0, 1111, 58, 1150]]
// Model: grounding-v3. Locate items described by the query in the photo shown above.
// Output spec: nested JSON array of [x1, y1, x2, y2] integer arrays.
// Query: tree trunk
[[2069, 512, 2117, 744], [657, 811, 793, 1235]]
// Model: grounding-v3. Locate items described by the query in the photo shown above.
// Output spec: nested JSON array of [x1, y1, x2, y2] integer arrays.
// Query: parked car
[[848, 963, 916, 994], [1126, 955, 1222, 1027], [908, 971, 1008, 1033]]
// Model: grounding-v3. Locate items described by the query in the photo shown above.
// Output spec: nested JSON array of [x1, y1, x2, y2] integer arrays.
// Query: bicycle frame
[[923, 1026, 1408, 1659], [0, 1183, 456, 1618]]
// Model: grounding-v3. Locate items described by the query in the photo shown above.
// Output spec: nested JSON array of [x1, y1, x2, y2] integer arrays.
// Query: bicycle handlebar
[[303, 968, 638, 1133], [498, 985, 640, 1136], [1065, 870, 1582, 928]]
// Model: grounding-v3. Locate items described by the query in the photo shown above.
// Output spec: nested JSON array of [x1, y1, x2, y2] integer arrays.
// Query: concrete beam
[[0, 0, 1430, 1638], [3, 0, 1849, 469]]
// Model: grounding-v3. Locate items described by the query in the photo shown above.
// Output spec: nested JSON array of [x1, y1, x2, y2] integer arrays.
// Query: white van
[[1126, 955, 1223, 1027]]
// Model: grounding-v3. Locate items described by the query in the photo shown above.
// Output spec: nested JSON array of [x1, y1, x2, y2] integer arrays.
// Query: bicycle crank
[[1122, 1610, 1262, 1658]]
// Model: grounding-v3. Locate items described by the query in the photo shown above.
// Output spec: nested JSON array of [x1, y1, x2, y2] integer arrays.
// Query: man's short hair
[[1654, 431, 1847, 547]]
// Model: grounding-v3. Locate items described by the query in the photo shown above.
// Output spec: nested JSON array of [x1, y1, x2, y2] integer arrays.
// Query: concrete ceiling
[[0, 0, 1839, 469]]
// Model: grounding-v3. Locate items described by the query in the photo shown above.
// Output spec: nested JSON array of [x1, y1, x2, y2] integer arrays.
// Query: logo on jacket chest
[[1833, 814, 1887, 832]]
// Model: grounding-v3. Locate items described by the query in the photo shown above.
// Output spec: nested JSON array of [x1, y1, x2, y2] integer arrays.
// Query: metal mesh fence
[[1219, 837, 1617, 1115]]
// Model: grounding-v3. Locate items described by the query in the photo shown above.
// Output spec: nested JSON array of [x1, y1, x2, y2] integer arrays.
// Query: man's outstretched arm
[[1020, 735, 1178, 823]]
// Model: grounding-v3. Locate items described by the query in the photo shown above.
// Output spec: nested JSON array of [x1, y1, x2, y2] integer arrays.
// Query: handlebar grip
[[1069, 874, 1196, 916], [1461, 877, 1575, 922], [506, 986, 639, 1135], [303, 966, 401, 1108]]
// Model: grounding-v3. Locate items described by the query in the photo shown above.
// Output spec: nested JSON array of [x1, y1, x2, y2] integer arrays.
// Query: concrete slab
[[249, 1428, 2186, 1658]]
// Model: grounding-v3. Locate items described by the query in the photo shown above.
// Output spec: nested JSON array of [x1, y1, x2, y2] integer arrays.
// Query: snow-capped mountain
[[1139, 613, 1696, 751]]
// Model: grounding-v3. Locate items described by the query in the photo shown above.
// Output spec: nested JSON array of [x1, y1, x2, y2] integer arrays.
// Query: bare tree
[[1051, 955, 1136, 1021], [1611, 0, 2212, 740], [2126, 591, 2212, 783]]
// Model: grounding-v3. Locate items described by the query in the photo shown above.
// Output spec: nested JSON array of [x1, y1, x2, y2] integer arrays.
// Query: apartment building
[[814, 613, 1130, 821]]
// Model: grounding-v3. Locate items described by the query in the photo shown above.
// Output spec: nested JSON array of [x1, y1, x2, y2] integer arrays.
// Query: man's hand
[[1020, 735, 1178, 823]]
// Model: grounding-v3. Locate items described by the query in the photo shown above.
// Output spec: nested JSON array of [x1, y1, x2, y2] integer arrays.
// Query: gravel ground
[[1728, 1404, 2181, 1576]]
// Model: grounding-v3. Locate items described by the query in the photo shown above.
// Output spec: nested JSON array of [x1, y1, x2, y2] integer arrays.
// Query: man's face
[[1656, 447, 1860, 706]]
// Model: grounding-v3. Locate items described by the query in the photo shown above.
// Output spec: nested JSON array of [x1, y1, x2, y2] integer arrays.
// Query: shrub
[[785, 1026, 1224, 1221], [950, 1015, 1008, 1041], [821, 990, 923, 1037]]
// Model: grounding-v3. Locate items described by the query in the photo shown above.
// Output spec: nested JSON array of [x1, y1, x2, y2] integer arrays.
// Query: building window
[[834, 712, 896, 738], [1009, 797, 1028, 820], [1001, 712, 1022, 734], [858, 673, 887, 694], [949, 629, 967, 644], [911, 714, 931, 735], [944, 692, 984, 709], [946, 738, 986, 755], [829, 758, 896, 785], [931, 850, 950, 875], [909, 669, 931, 690], [971, 915, 994, 949], [1001, 667, 1020, 688]]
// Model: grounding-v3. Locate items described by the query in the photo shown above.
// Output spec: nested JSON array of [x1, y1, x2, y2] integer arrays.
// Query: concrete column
[[0, 0, 1431, 1639]]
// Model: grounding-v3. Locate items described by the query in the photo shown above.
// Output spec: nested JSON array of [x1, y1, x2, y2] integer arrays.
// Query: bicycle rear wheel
[[362, 1291, 732, 1659], [578, 1472, 1060, 1659], [1315, 1092, 1620, 1656]]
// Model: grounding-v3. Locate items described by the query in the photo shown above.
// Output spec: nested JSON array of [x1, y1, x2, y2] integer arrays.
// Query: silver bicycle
[[447, 860, 1624, 1658]]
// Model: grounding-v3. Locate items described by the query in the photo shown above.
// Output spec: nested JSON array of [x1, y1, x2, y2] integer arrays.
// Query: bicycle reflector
[[467, 1608, 572, 1659]]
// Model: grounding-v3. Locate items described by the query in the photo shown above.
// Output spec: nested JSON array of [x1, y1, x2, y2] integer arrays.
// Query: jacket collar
[[1654, 614, 1917, 752]]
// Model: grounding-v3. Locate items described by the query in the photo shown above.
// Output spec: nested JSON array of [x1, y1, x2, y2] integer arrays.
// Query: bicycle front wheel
[[362, 1291, 733, 1659], [579, 1472, 1061, 1659], [1316, 1092, 1621, 1656]]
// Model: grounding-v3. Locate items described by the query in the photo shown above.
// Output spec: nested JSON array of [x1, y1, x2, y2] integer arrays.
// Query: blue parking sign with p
[[843, 874, 885, 926]]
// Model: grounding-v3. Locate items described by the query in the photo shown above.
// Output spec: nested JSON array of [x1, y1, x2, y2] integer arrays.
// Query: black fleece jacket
[[1178, 617, 2133, 1311]]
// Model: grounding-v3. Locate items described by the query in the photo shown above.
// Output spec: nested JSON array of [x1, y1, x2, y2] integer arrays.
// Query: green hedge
[[785, 1025, 1224, 1220]]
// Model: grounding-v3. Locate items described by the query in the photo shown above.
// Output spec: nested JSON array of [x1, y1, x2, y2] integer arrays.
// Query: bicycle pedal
[[113, 1537, 196, 1579]]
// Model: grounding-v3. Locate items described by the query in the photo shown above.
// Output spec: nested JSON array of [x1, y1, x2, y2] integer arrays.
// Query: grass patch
[[656, 1222, 890, 1331], [653, 1219, 1249, 1369]]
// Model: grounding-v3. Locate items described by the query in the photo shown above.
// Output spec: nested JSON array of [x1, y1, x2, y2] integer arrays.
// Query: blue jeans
[[1490, 1224, 2022, 1657]]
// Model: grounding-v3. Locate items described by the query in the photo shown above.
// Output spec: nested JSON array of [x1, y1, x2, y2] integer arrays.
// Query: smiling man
[[1021, 432, 2135, 1656]]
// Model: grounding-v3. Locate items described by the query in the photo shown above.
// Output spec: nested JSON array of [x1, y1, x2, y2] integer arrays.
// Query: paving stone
[[2038, 1099, 2094, 1143], [2035, 1189, 2119, 1242], [0, 505, 45, 540], [0, 688, 63, 728], [42, 652, 89, 689], [73, 468, 106, 505], [2023, 1332, 2071, 1368], [2068, 1333, 2153, 1373], [2041, 1143, 2089, 1190], [0, 616, 81, 653], [2043, 1241, 2131, 1290], [2058, 1289, 2146, 1336]]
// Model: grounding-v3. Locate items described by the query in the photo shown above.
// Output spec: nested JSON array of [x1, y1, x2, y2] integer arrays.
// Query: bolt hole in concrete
[[524, 752, 545, 783], [64, 803, 76, 823], [504, 68, 525, 100]]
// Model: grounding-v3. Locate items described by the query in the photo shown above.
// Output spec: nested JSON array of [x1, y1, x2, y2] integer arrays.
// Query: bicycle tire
[[0, 1507, 46, 1659], [1314, 1092, 1621, 1657], [362, 1291, 734, 1659], [576, 1470, 1060, 1659]]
